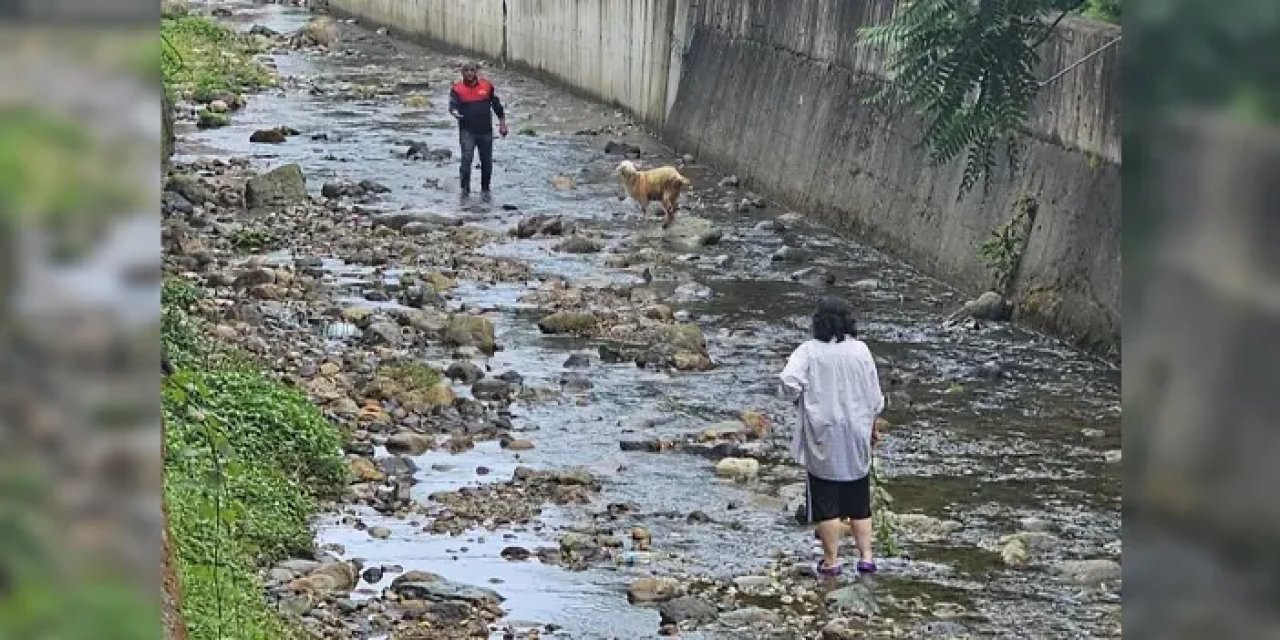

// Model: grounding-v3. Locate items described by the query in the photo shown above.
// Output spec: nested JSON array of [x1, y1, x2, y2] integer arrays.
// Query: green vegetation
[[1080, 0, 1121, 23], [228, 228, 281, 252], [379, 361, 442, 389], [162, 15, 273, 100], [977, 195, 1038, 295], [859, 0, 1120, 198], [870, 459, 900, 557], [163, 278, 346, 640]]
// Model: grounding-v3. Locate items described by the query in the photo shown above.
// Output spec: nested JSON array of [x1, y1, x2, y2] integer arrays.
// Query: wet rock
[[349, 457, 386, 483], [821, 618, 861, 639], [791, 266, 836, 286], [1001, 531, 1059, 555], [400, 285, 441, 309], [563, 353, 592, 368], [341, 306, 375, 327], [714, 458, 759, 480], [771, 245, 807, 262], [385, 432, 433, 456], [686, 510, 712, 524], [554, 235, 603, 254], [955, 291, 1010, 321], [249, 24, 278, 37], [445, 361, 484, 383], [604, 140, 641, 157], [245, 164, 307, 210], [233, 267, 276, 288], [627, 577, 684, 604], [368, 526, 392, 540], [658, 596, 717, 624], [720, 606, 781, 628], [644, 304, 674, 321], [851, 278, 881, 291], [444, 314, 496, 354], [1052, 559, 1121, 585], [537, 311, 597, 335], [718, 175, 740, 188], [496, 370, 524, 384], [825, 582, 880, 617], [559, 372, 593, 392], [278, 594, 314, 617], [501, 438, 534, 451], [292, 16, 338, 48], [250, 127, 290, 144], [501, 546, 532, 561], [392, 576, 504, 606], [363, 321, 404, 346], [895, 513, 961, 542], [598, 344, 625, 363], [1103, 449, 1122, 463], [405, 141, 452, 161], [975, 361, 1003, 380], [515, 214, 569, 238], [378, 456, 417, 477], [673, 351, 713, 372], [672, 282, 713, 302], [1018, 516, 1052, 533], [471, 378, 512, 401], [1001, 537, 1031, 568], [288, 561, 357, 594], [164, 174, 212, 205], [162, 190, 194, 214]]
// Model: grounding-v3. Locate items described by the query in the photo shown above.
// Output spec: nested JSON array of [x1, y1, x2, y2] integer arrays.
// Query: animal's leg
[[662, 192, 679, 228]]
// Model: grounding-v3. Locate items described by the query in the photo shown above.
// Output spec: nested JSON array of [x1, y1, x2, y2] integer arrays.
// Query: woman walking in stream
[[780, 297, 885, 576]]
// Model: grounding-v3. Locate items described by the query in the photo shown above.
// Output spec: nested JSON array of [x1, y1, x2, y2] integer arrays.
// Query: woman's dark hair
[[812, 297, 857, 342]]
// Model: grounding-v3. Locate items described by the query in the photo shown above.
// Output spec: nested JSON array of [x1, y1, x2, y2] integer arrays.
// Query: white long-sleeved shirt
[[780, 337, 885, 481]]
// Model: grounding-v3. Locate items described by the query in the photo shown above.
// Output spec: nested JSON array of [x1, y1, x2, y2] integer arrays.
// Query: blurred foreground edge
[[1126, 113, 1280, 637], [0, 0, 156, 24]]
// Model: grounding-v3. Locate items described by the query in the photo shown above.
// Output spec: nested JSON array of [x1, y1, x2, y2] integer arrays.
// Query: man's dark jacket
[[449, 78, 505, 135]]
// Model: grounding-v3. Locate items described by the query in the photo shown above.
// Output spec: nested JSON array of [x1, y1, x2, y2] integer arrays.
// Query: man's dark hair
[[812, 297, 856, 342]]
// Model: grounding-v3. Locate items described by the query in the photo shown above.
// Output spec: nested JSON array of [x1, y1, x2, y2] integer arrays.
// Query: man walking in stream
[[448, 61, 508, 196]]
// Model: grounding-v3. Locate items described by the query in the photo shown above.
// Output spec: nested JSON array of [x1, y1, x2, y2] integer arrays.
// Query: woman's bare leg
[[850, 517, 874, 563], [815, 519, 846, 568]]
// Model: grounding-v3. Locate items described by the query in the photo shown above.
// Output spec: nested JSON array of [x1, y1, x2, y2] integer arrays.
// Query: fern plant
[[859, 0, 1091, 198]]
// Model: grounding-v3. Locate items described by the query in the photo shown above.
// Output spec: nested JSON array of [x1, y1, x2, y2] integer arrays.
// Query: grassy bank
[[161, 13, 274, 129], [162, 279, 346, 640]]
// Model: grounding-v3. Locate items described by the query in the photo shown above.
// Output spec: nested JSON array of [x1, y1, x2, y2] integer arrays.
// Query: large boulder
[[245, 164, 307, 210], [537, 311, 598, 335], [443, 315, 496, 354]]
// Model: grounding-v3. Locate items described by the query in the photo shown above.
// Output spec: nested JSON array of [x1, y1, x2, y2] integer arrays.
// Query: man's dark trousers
[[459, 129, 493, 193]]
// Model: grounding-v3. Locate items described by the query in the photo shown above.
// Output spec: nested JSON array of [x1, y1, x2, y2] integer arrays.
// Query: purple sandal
[[856, 560, 877, 574], [816, 561, 844, 577]]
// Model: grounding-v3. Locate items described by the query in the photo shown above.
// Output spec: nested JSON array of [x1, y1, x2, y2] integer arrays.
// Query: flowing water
[[177, 4, 1121, 637]]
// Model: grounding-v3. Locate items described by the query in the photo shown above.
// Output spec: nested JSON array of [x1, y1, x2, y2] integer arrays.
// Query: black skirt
[[805, 471, 872, 523]]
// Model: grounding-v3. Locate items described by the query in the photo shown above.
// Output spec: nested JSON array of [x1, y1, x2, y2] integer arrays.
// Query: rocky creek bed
[[163, 2, 1122, 638]]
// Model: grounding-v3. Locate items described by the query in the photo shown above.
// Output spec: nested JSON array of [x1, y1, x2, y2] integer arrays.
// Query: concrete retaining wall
[[323, 0, 1121, 356], [328, 0, 505, 59]]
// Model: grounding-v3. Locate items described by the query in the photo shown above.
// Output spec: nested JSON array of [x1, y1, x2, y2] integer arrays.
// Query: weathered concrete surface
[[506, 0, 682, 123], [321, 0, 1120, 356], [328, 0, 504, 59], [664, 0, 1120, 356]]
